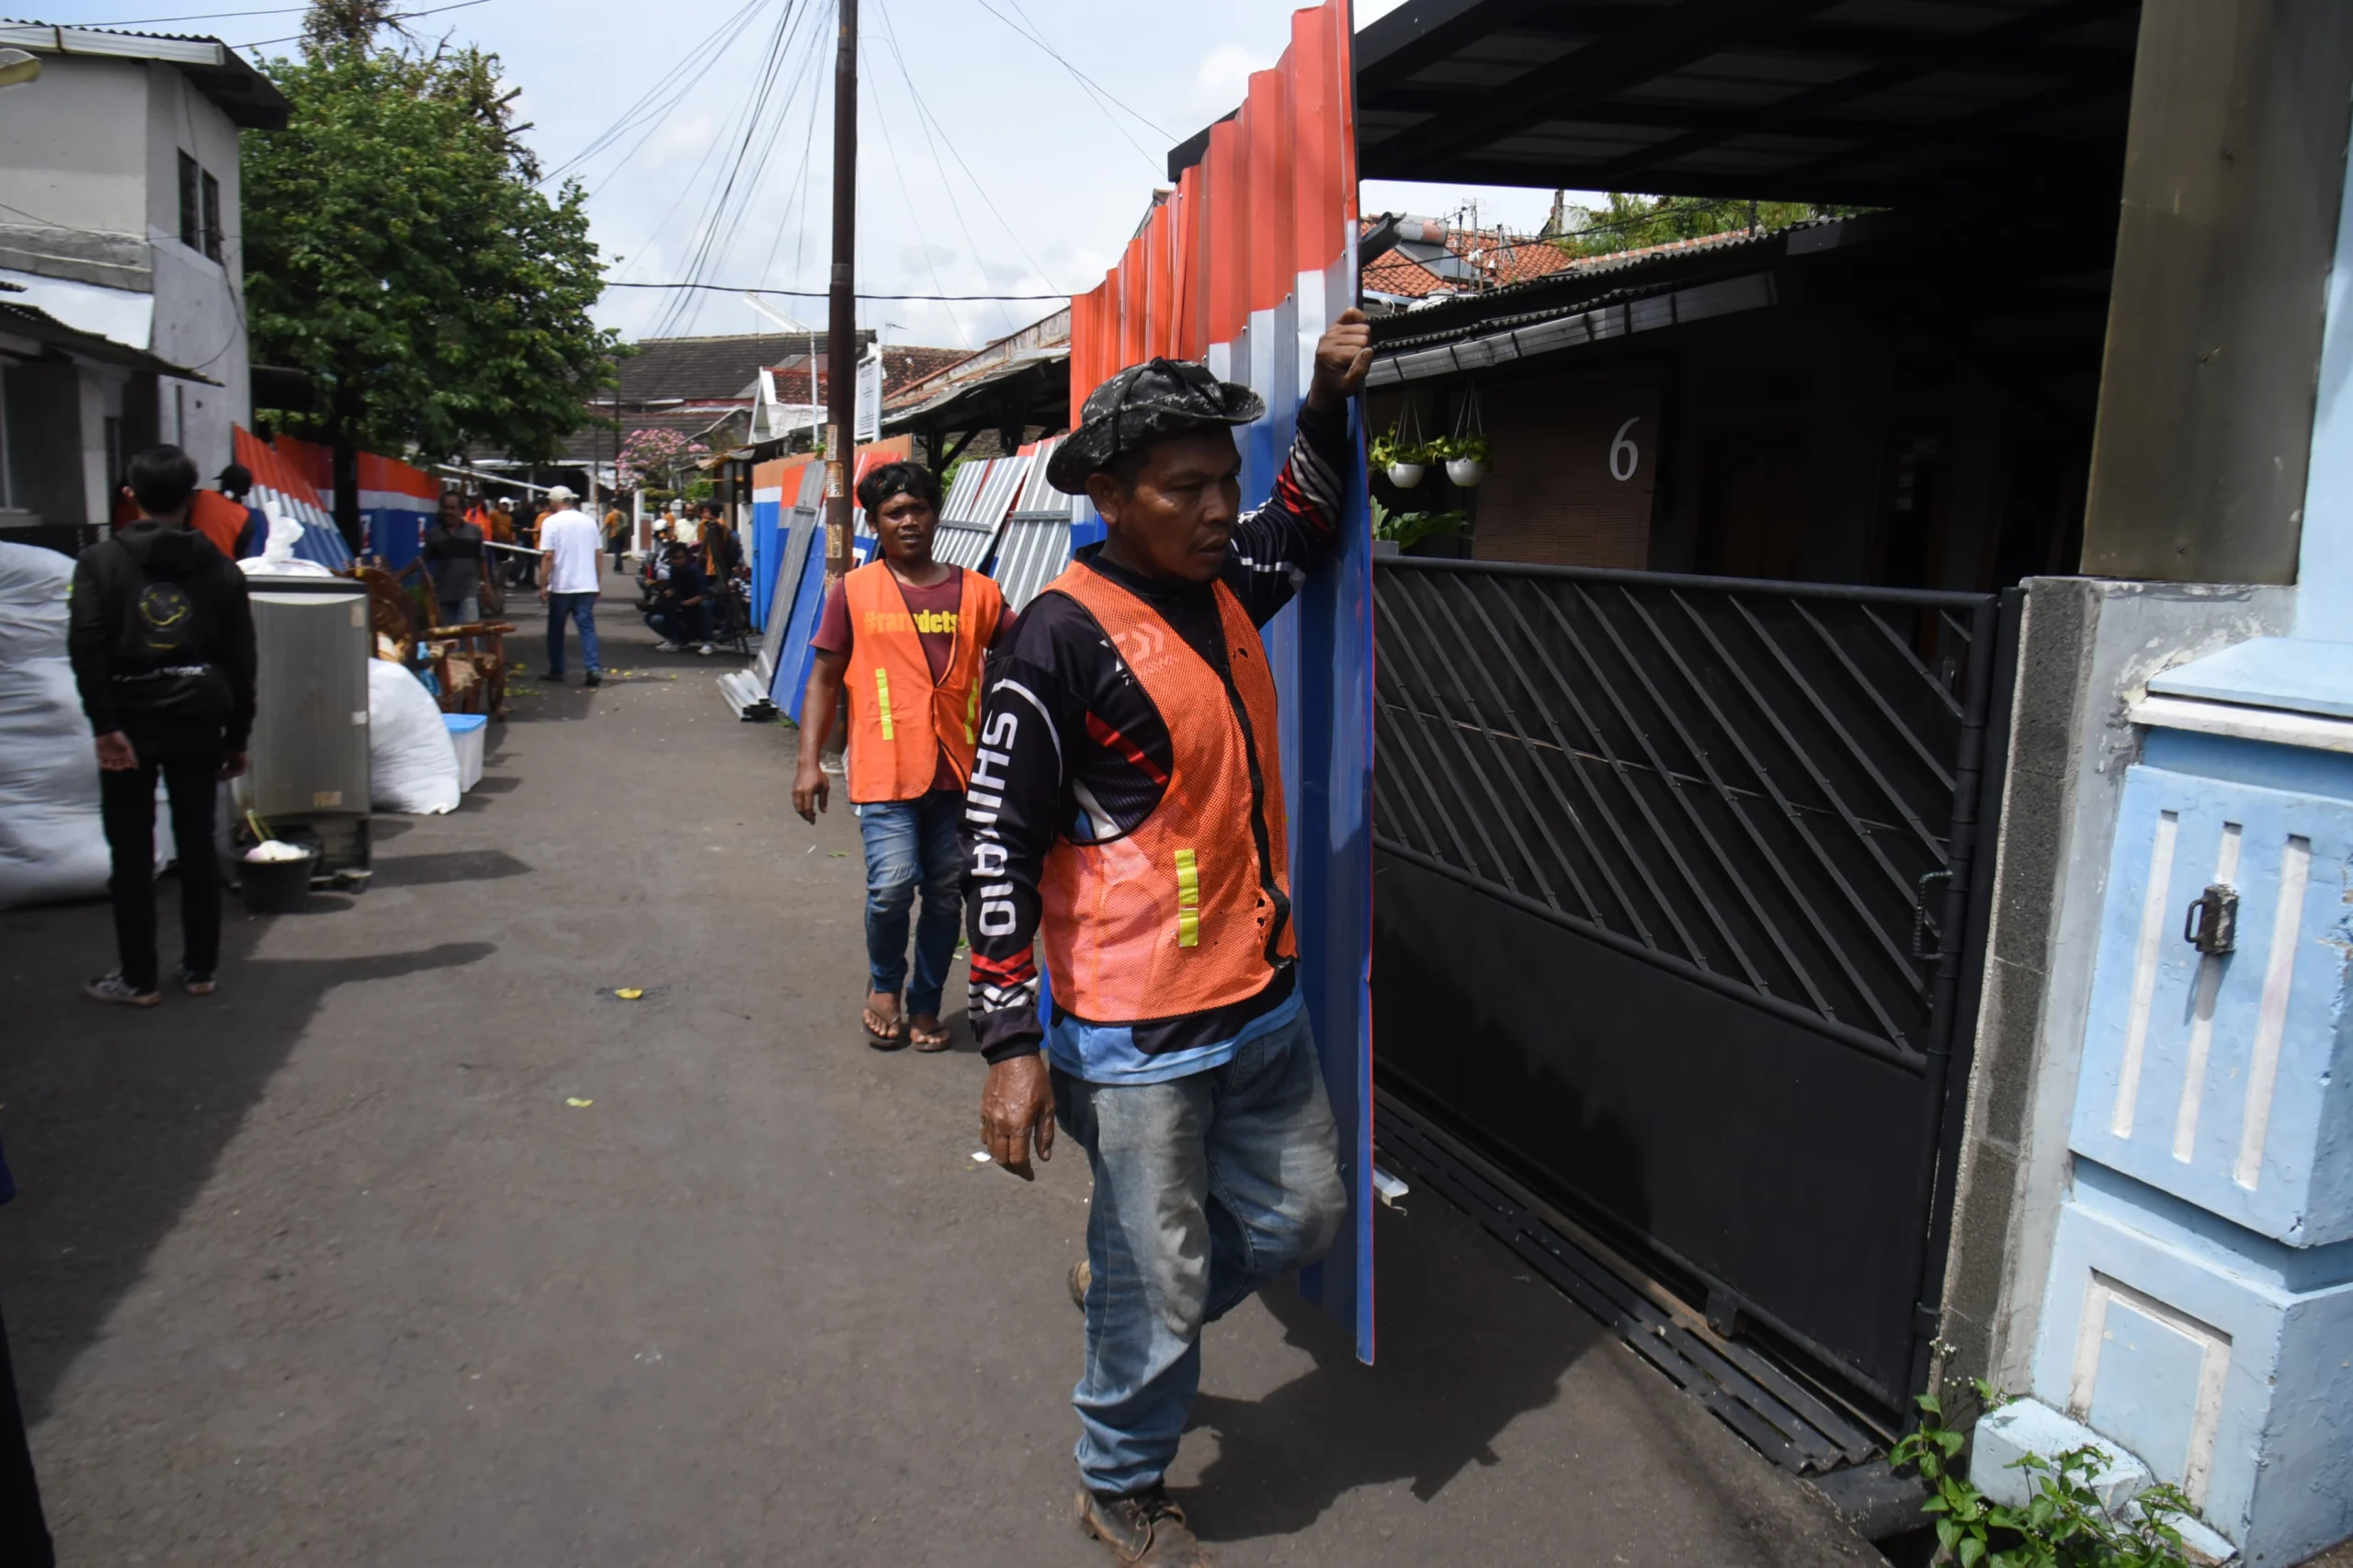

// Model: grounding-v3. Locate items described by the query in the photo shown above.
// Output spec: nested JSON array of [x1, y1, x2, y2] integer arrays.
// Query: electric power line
[[967, 0, 1167, 176], [540, 0, 775, 187], [230, 0, 491, 49], [68, 6, 301, 27], [861, 35, 969, 347], [870, 0, 1063, 296], [606, 282, 1069, 301]]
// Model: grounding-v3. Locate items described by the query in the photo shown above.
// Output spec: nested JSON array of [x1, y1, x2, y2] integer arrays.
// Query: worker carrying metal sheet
[[966, 311, 1374, 1567]]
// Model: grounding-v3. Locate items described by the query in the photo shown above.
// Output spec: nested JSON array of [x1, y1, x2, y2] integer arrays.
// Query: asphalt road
[[0, 579, 1878, 1566]]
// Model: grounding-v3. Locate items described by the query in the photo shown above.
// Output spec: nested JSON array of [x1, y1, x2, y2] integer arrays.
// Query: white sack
[[0, 543, 179, 906], [0, 543, 113, 907], [237, 505, 331, 578], [366, 657, 460, 814]]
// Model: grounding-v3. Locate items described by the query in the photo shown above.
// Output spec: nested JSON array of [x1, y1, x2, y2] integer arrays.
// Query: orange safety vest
[[842, 562, 1005, 803], [188, 490, 247, 558], [1036, 562, 1297, 1023]]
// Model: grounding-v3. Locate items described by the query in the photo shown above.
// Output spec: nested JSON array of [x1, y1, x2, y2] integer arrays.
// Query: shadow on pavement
[[368, 850, 532, 888], [0, 897, 492, 1421], [1181, 1198, 1601, 1541]]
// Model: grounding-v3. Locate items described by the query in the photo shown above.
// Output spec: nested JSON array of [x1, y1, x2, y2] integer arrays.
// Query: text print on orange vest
[[861, 608, 961, 636]]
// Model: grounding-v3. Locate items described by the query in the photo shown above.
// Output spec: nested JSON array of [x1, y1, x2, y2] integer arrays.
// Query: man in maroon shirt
[[793, 462, 1014, 1049]]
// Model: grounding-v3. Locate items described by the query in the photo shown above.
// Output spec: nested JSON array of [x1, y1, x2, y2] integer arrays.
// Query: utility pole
[[824, 0, 858, 584]]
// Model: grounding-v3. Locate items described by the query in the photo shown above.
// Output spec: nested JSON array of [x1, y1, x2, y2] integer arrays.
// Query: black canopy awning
[[1354, 0, 2141, 206]]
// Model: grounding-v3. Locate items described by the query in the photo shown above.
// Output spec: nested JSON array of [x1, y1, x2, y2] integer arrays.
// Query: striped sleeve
[[1227, 398, 1353, 626]]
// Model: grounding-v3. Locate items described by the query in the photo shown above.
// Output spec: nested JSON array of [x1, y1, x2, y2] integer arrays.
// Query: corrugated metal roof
[[0, 21, 292, 127]]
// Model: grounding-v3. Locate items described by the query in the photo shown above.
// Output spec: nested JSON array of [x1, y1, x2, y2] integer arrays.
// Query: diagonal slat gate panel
[[1373, 557, 2005, 1408], [1375, 562, 1984, 1055]]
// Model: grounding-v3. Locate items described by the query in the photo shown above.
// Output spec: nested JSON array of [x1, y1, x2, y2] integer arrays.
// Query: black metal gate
[[1372, 557, 2008, 1415]]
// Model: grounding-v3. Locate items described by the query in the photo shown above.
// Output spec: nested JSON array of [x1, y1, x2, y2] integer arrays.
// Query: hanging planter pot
[[1440, 382, 1491, 490], [1371, 394, 1432, 494]]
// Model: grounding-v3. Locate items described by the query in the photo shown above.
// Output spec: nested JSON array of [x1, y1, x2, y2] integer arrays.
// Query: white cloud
[[645, 112, 716, 169], [1191, 43, 1269, 116]]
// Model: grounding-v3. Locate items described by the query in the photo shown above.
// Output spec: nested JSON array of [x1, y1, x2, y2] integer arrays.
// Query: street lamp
[[0, 48, 40, 89]]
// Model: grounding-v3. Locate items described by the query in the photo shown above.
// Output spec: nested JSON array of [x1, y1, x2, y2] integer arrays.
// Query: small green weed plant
[[1891, 1382, 2201, 1568]]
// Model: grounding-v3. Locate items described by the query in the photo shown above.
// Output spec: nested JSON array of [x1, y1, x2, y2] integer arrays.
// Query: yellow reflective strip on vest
[[1175, 847, 1200, 949], [874, 667, 894, 741]]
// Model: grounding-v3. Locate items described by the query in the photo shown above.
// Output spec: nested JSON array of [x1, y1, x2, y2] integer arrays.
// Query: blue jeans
[[545, 592, 600, 679], [1053, 1004, 1347, 1494], [855, 789, 963, 1016]]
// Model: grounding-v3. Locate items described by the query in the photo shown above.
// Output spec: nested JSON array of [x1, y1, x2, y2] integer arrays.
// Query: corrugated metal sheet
[[941, 459, 992, 523], [990, 514, 1073, 613], [1015, 438, 1067, 513], [933, 522, 997, 569], [971, 455, 1030, 531]]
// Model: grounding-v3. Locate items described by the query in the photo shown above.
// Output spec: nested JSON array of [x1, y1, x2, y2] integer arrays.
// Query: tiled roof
[[1360, 219, 1800, 303], [616, 333, 824, 405], [1362, 222, 1581, 300]]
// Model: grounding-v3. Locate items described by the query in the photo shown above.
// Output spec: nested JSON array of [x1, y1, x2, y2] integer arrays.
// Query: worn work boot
[[1076, 1486, 1213, 1566], [1068, 1259, 1091, 1312]]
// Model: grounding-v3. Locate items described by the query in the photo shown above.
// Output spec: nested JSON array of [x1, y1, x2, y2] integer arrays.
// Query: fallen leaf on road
[[972, 1151, 991, 1163], [566, 1097, 594, 1108], [615, 987, 644, 1000], [829, 852, 848, 858]]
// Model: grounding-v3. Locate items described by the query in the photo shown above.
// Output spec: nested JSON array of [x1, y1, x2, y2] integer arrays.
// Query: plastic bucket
[[241, 852, 316, 915]]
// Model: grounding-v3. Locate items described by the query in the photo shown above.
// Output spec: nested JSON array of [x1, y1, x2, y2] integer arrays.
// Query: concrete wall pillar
[[1977, 12, 2353, 1562], [2077, 0, 2353, 584]]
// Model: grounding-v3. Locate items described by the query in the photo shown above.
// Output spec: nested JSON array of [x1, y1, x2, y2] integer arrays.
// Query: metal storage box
[[238, 576, 371, 878]]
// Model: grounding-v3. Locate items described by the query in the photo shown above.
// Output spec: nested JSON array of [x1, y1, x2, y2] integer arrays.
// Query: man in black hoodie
[[69, 445, 257, 1007]]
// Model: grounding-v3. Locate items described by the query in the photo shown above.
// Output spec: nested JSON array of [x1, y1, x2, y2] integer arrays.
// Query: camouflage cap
[[1045, 357, 1265, 494]]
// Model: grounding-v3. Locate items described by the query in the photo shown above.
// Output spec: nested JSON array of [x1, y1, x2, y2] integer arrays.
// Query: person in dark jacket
[[68, 444, 257, 1007]]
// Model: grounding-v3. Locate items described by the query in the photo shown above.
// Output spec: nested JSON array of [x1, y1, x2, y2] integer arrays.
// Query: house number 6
[[1609, 417, 1642, 482]]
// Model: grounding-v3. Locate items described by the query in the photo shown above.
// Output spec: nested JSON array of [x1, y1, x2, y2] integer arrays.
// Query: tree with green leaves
[[1551, 192, 1867, 259], [242, 3, 617, 544]]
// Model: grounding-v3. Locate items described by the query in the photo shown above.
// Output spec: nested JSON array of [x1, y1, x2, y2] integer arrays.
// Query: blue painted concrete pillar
[[2015, 102, 2353, 1568]]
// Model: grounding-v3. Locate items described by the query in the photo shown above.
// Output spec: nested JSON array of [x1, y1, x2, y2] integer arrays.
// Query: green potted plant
[[1372, 426, 1433, 490], [1435, 432, 1491, 488]]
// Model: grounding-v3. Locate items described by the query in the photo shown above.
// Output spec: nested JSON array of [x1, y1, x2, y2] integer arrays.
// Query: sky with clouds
[[55, 0, 1587, 351]]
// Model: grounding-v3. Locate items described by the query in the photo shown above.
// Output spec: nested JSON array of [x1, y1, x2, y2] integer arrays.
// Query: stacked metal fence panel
[[1064, 0, 1370, 1357], [933, 522, 998, 570], [991, 514, 1075, 612]]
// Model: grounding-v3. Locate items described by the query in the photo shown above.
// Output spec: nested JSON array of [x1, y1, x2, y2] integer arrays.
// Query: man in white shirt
[[535, 485, 606, 689]]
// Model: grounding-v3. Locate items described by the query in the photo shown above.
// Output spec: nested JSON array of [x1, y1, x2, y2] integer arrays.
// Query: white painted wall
[[0, 49, 251, 517], [145, 60, 249, 478], [0, 53, 149, 247]]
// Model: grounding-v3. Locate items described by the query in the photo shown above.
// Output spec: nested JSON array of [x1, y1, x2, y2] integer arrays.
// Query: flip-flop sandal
[[862, 1005, 909, 1050], [909, 1023, 952, 1052]]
